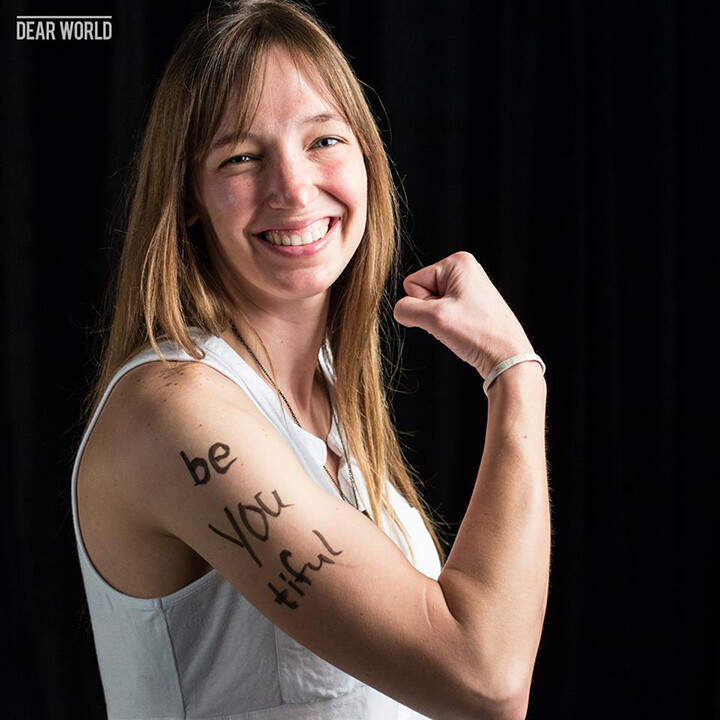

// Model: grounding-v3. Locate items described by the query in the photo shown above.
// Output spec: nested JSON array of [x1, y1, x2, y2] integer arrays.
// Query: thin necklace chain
[[229, 324, 368, 517]]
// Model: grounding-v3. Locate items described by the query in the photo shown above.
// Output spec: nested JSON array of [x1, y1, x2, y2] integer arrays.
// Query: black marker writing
[[268, 529, 343, 609], [181, 441, 237, 486], [208, 489, 293, 566], [312, 529, 344, 560], [280, 571, 306, 598]]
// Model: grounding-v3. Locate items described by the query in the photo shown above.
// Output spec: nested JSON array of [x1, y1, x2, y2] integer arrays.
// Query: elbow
[[462, 694, 527, 720], [484, 677, 531, 720], [467, 671, 531, 720], [439, 664, 531, 720], [490, 694, 530, 720]]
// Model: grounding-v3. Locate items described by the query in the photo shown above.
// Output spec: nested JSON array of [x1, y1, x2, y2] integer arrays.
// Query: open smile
[[252, 217, 340, 257]]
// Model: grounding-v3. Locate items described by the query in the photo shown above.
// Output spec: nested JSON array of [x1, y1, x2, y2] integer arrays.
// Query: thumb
[[393, 294, 441, 330]]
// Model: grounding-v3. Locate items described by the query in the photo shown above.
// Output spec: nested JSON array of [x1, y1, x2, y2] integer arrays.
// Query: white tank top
[[71, 327, 442, 719]]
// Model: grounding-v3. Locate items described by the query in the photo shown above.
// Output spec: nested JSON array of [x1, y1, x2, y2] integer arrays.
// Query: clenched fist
[[393, 251, 535, 378]]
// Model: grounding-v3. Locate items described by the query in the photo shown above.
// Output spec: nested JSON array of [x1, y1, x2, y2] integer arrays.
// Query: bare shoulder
[[82, 358, 263, 516], [96, 357, 264, 496], [96, 359, 261, 449], [76, 359, 257, 598], [110, 359, 251, 418]]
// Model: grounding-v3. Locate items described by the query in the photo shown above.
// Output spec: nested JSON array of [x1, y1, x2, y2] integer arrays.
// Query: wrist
[[487, 359, 545, 387], [485, 362, 547, 438], [485, 363, 547, 411], [476, 343, 535, 380], [480, 352, 546, 395]]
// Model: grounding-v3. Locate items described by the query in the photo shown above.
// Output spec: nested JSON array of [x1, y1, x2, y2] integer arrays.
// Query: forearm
[[438, 360, 550, 708]]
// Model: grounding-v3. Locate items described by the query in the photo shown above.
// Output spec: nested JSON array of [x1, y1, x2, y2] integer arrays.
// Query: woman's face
[[192, 46, 368, 307]]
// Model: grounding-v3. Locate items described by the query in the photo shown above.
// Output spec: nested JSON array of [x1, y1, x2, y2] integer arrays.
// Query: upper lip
[[254, 216, 336, 235]]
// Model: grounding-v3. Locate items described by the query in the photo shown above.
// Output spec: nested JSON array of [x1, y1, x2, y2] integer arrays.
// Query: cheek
[[351, 164, 369, 221], [329, 155, 368, 208], [206, 179, 255, 220]]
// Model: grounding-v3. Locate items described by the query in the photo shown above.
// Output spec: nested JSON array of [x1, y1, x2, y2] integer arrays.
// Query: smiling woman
[[190, 44, 368, 301], [72, 1, 550, 719]]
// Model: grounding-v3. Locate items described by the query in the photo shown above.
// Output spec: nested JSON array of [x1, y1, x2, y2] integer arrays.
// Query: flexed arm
[[394, 251, 551, 719]]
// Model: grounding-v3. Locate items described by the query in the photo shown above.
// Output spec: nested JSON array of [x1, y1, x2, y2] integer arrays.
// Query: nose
[[265, 149, 319, 210]]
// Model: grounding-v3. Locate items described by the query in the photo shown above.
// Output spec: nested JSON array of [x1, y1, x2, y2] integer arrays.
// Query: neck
[[225, 289, 331, 417]]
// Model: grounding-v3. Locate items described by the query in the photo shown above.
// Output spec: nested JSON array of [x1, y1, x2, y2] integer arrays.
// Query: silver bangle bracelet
[[483, 353, 546, 396]]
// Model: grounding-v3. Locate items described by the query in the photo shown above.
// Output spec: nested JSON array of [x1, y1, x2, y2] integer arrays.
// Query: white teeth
[[262, 217, 332, 246]]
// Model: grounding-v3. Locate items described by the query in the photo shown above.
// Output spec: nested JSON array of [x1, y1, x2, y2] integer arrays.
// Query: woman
[[72, 1, 551, 718]]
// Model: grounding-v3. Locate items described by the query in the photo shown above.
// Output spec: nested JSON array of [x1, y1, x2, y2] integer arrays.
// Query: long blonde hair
[[85, 0, 449, 565]]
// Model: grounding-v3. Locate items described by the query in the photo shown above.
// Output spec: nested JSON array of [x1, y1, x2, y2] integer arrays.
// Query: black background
[[2, 1, 718, 718]]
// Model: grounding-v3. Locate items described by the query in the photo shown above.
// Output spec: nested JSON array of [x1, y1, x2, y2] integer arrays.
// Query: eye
[[219, 154, 254, 169], [314, 136, 341, 149]]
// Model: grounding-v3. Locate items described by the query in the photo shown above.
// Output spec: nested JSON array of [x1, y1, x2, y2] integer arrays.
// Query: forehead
[[259, 46, 330, 103], [216, 46, 342, 135]]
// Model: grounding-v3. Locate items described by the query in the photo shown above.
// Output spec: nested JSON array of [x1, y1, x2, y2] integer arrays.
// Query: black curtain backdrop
[[2, 1, 718, 717]]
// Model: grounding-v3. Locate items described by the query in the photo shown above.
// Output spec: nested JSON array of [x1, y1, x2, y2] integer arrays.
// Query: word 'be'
[[181, 442, 237, 486]]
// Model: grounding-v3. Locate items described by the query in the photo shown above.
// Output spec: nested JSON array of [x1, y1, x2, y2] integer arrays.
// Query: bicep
[[135, 370, 488, 719]]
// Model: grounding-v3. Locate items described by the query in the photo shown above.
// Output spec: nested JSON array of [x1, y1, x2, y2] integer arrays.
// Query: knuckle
[[432, 299, 453, 328], [453, 250, 477, 265]]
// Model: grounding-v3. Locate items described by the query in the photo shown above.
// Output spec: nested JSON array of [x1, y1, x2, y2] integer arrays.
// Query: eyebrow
[[208, 112, 346, 154]]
